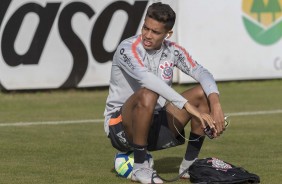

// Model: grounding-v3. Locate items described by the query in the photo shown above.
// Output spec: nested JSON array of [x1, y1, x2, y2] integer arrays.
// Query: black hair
[[145, 2, 176, 30]]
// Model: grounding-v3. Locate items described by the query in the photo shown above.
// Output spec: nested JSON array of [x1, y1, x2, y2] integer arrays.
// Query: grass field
[[0, 80, 282, 184]]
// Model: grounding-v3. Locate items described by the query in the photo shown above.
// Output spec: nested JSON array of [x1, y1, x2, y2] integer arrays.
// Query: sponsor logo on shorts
[[116, 131, 127, 144], [242, 0, 282, 45], [161, 141, 175, 149]]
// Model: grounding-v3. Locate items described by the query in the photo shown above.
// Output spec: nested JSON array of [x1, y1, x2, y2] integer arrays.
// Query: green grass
[[0, 80, 282, 184]]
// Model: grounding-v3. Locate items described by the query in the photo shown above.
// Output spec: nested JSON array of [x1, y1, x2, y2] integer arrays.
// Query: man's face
[[141, 17, 169, 50]]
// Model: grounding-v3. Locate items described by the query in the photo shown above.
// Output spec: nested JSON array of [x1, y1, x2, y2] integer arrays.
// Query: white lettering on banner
[[0, 0, 148, 90]]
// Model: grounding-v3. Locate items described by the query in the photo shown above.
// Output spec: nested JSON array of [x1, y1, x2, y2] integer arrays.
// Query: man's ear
[[165, 31, 173, 39]]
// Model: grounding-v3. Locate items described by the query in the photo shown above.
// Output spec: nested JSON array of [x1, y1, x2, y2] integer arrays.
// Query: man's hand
[[208, 93, 225, 137], [183, 102, 217, 135]]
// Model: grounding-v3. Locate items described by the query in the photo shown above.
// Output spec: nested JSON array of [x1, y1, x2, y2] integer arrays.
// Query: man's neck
[[146, 44, 163, 56]]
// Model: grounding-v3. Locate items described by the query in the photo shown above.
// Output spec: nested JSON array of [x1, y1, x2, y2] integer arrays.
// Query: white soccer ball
[[114, 151, 154, 179]]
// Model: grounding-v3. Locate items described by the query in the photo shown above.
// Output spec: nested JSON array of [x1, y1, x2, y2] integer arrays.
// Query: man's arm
[[115, 40, 188, 110], [171, 42, 225, 136]]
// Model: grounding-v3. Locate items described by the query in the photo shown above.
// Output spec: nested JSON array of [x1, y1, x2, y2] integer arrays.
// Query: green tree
[[266, 0, 282, 21]]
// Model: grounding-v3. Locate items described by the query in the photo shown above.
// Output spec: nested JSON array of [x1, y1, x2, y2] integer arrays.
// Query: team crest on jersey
[[160, 61, 173, 80]]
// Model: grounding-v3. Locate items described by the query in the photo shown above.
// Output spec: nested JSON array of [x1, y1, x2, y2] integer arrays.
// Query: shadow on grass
[[154, 157, 183, 174]]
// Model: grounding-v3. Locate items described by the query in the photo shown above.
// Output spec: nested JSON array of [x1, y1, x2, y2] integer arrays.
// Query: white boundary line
[[0, 119, 104, 127], [226, 109, 282, 116], [0, 109, 281, 127]]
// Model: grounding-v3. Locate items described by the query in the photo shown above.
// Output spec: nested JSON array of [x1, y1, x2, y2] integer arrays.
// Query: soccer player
[[104, 2, 225, 183]]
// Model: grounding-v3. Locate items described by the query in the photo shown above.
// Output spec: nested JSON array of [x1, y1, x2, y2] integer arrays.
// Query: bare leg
[[121, 88, 158, 146], [164, 85, 212, 178], [165, 85, 210, 136], [123, 88, 163, 183]]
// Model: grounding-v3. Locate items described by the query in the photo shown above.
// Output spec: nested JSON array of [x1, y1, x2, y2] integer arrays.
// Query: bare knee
[[122, 88, 158, 122], [135, 88, 158, 111], [180, 85, 210, 115], [182, 85, 207, 103], [195, 86, 207, 101], [121, 88, 158, 141]]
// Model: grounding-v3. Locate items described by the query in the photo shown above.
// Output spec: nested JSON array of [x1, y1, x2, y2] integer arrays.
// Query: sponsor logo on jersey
[[160, 52, 168, 60], [159, 61, 173, 80], [120, 48, 135, 70], [174, 50, 191, 72], [242, 0, 282, 45]]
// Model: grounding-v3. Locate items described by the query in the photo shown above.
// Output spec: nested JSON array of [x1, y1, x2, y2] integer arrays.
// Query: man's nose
[[145, 30, 153, 39]]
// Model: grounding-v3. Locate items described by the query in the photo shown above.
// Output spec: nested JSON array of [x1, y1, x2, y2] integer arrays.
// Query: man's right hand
[[184, 102, 218, 138]]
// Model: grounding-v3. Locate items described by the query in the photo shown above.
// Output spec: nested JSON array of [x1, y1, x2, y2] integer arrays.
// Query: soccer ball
[[114, 151, 134, 178], [114, 151, 154, 179]]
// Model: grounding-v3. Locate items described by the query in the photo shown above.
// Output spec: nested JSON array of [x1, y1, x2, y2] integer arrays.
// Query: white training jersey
[[104, 35, 219, 135]]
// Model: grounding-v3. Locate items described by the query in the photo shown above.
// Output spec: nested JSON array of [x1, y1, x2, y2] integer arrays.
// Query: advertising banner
[[0, 0, 151, 90], [177, 0, 282, 83], [0, 0, 281, 90]]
